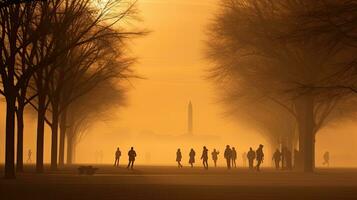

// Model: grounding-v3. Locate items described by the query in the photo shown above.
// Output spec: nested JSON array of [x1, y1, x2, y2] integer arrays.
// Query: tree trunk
[[59, 109, 67, 166], [5, 95, 16, 179], [36, 93, 46, 173], [50, 103, 59, 170], [296, 96, 315, 172], [16, 105, 25, 172]]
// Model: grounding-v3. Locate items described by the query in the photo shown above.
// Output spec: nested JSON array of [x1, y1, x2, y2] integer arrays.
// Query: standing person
[[114, 147, 121, 167], [27, 149, 32, 163], [272, 149, 282, 170], [231, 147, 237, 168], [211, 149, 220, 167], [281, 146, 287, 169], [201, 146, 209, 169], [255, 144, 264, 171], [285, 149, 292, 170], [127, 147, 137, 170], [323, 151, 330, 167], [224, 145, 232, 169], [189, 148, 196, 168], [176, 148, 183, 168], [247, 147, 256, 170], [242, 152, 247, 167]]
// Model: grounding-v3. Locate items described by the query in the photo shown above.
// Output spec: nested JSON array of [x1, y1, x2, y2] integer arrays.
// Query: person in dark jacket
[[189, 148, 196, 168], [272, 148, 281, 170], [176, 148, 183, 168], [211, 149, 220, 167], [231, 147, 237, 168], [224, 145, 232, 169], [255, 144, 264, 171], [127, 147, 137, 170], [201, 146, 209, 169], [114, 147, 121, 167], [247, 147, 256, 170]]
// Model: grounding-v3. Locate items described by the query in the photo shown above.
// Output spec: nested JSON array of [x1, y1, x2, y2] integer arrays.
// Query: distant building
[[188, 101, 193, 135]]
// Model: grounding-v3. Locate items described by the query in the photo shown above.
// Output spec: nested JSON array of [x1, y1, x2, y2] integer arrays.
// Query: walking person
[[322, 151, 330, 167], [201, 146, 209, 169], [189, 148, 196, 168], [281, 146, 287, 169], [231, 147, 237, 168], [211, 149, 220, 167], [255, 144, 264, 171], [272, 148, 282, 170], [247, 147, 256, 170], [176, 148, 183, 168], [127, 147, 137, 170], [224, 145, 232, 169], [114, 147, 121, 167]]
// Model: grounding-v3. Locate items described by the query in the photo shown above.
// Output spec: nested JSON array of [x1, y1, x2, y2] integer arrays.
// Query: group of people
[[271, 148, 331, 170], [113, 145, 330, 171], [272, 147, 293, 170], [176, 144, 265, 171], [114, 147, 137, 170]]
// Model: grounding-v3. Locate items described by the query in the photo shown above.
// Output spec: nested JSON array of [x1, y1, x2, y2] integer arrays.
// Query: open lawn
[[1, 165, 357, 200]]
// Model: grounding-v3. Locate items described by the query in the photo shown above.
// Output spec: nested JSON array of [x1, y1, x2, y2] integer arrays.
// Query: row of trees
[[207, 0, 357, 172], [0, 0, 143, 178]]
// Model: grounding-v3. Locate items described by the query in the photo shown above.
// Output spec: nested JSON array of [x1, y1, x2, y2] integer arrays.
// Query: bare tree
[[65, 74, 127, 164], [206, 0, 356, 172], [291, 0, 357, 93], [29, 0, 141, 172], [0, 2, 51, 178], [224, 92, 297, 150], [1, 0, 143, 177]]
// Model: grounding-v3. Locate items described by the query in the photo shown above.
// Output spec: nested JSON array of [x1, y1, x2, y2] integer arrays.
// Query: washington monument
[[188, 101, 193, 135]]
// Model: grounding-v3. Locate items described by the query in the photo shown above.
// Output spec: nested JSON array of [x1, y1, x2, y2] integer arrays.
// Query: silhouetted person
[[27, 149, 32, 163], [242, 152, 247, 167], [127, 147, 136, 170], [224, 145, 232, 169], [272, 149, 282, 170], [231, 147, 237, 168], [281, 146, 293, 170], [176, 148, 183, 168], [247, 147, 255, 170], [255, 144, 264, 171], [211, 149, 220, 167], [323, 151, 330, 167], [285, 149, 292, 170], [189, 149, 196, 168], [114, 147, 121, 167], [201, 146, 209, 169], [281, 146, 287, 169]]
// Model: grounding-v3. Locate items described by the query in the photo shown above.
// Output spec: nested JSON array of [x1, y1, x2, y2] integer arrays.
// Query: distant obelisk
[[188, 101, 193, 135]]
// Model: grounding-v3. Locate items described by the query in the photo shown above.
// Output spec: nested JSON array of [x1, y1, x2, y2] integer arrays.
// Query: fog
[[1, 0, 357, 169]]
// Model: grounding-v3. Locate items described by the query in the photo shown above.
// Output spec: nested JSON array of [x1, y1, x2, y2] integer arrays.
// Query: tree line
[[206, 0, 357, 172], [0, 0, 144, 178]]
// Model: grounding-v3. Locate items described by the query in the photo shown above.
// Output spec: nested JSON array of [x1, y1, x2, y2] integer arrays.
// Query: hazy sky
[[76, 0, 268, 165], [116, 0, 235, 135], [1, 0, 357, 167]]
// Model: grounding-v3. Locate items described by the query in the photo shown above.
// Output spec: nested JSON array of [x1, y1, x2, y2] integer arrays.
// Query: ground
[[1, 165, 357, 200]]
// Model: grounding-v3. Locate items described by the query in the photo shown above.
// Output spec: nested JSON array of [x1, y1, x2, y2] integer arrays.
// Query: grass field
[[1, 165, 357, 200]]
